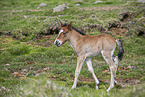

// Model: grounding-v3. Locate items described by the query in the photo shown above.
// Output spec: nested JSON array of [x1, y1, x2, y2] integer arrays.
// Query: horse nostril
[[56, 41, 58, 45], [55, 40, 61, 46], [57, 40, 60, 44]]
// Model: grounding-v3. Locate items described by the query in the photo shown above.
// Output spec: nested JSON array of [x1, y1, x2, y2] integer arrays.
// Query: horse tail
[[116, 39, 124, 60]]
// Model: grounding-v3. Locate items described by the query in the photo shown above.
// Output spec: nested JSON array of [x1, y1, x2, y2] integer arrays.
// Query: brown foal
[[54, 22, 124, 91]]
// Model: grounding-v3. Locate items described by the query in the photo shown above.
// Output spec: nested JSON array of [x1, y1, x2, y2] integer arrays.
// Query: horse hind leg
[[113, 56, 119, 85], [101, 50, 116, 92], [111, 49, 119, 85], [86, 58, 99, 90]]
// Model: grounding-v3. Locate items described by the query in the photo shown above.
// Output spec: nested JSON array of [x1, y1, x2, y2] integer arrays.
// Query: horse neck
[[69, 29, 82, 48]]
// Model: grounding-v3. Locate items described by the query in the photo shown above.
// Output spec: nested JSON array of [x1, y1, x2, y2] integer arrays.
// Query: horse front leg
[[86, 58, 99, 90], [72, 56, 86, 89]]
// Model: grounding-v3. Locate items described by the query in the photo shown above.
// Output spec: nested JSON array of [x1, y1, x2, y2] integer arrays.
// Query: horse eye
[[63, 33, 66, 35]]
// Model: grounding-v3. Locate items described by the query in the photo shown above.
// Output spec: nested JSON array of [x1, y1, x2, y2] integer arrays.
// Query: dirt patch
[[79, 76, 95, 82], [110, 28, 128, 37], [0, 10, 23, 12], [100, 78, 141, 88], [70, 74, 142, 88], [81, 6, 122, 11], [34, 35, 54, 47], [107, 21, 129, 37], [117, 78, 141, 87], [0, 9, 48, 13]]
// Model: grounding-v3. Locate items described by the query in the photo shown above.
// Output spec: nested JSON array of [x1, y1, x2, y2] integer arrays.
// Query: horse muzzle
[[54, 40, 62, 47]]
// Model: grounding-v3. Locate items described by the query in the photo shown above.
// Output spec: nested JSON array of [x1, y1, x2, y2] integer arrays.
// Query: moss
[[6, 44, 30, 55]]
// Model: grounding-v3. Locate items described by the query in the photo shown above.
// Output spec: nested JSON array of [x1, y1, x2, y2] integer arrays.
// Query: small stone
[[84, 85, 90, 87], [22, 69, 28, 72], [29, 67, 34, 70], [53, 4, 69, 12], [76, 4, 80, 6], [24, 15, 28, 18], [127, 66, 132, 69], [2, 87, 6, 90], [44, 67, 49, 71], [94, 1, 103, 4], [39, 3, 47, 7], [37, 3, 47, 9], [90, 14, 96, 18], [138, 0, 145, 3], [35, 73, 40, 77], [76, 0, 83, 2], [119, 11, 131, 21]]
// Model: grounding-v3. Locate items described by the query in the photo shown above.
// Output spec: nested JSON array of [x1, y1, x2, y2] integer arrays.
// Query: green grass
[[0, 0, 127, 40], [0, 0, 145, 97], [7, 75, 145, 97]]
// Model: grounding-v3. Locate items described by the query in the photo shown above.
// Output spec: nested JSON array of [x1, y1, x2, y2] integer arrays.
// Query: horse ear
[[67, 22, 72, 30]]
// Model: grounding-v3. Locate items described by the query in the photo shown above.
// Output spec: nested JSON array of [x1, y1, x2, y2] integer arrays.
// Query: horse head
[[54, 22, 72, 47]]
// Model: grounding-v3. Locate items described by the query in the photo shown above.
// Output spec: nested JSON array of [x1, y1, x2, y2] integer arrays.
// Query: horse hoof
[[96, 86, 99, 90], [71, 86, 76, 90], [114, 80, 117, 85], [106, 87, 111, 92], [106, 89, 110, 92]]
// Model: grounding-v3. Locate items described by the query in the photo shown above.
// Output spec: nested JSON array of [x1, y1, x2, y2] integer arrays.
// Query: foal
[[54, 22, 124, 91]]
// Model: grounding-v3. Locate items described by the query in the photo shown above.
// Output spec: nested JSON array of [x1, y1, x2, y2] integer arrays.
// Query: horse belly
[[85, 47, 101, 57]]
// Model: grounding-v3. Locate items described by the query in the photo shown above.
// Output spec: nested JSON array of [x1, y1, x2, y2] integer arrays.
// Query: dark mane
[[62, 23, 86, 35]]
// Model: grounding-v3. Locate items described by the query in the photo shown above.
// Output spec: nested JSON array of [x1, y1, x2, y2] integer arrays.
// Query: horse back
[[84, 34, 116, 51]]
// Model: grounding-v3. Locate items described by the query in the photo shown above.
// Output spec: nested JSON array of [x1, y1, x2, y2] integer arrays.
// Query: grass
[[6, 75, 145, 97], [0, 0, 127, 40], [0, 0, 145, 97]]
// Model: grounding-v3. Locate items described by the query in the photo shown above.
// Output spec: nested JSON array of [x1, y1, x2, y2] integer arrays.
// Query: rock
[[76, 0, 83, 2], [23, 69, 28, 72], [1, 87, 6, 90], [37, 3, 47, 9], [119, 11, 132, 22], [108, 21, 121, 30], [44, 67, 49, 71], [53, 4, 69, 12], [90, 14, 96, 18], [127, 66, 132, 69], [138, 0, 145, 3], [76, 4, 80, 6], [29, 66, 34, 70], [94, 1, 103, 4], [39, 3, 47, 7], [136, 28, 145, 37], [24, 15, 28, 18]]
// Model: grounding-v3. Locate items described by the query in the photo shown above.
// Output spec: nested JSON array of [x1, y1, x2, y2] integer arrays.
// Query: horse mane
[[62, 23, 86, 35]]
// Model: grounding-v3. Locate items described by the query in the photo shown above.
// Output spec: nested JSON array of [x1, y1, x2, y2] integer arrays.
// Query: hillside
[[0, 0, 145, 97]]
